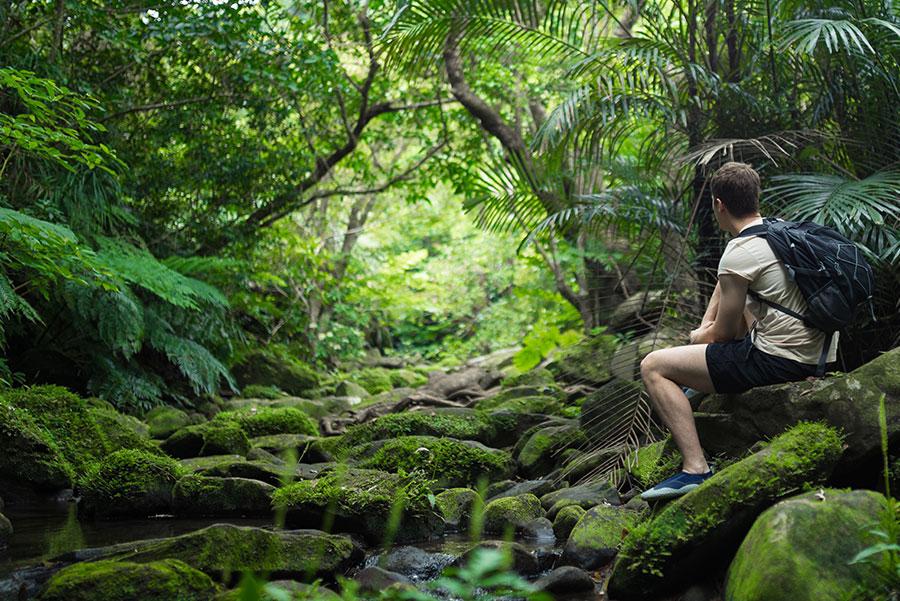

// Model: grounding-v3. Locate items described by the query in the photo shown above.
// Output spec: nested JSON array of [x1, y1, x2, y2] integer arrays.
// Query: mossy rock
[[549, 334, 617, 385], [6, 385, 111, 474], [181, 456, 286, 486], [607, 290, 666, 333], [272, 468, 442, 543], [80, 449, 185, 517], [89, 407, 155, 453], [214, 407, 319, 437], [37, 559, 217, 601], [215, 581, 342, 601], [517, 424, 587, 479], [173, 475, 274, 517], [145, 406, 192, 439], [562, 504, 647, 570], [388, 369, 427, 389], [355, 436, 514, 488], [553, 505, 585, 541], [541, 482, 621, 512], [232, 346, 320, 396], [477, 395, 564, 416], [334, 380, 370, 398], [0, 395, 73, 489], [345, 368, 395, 395], [435, 488, 480, 531], [249, 434, 331, 463], [607, 422, 845, 600], [161, 421, 250, 459], [482, 494, 544, 535], [241, 384, 287, 400], [698, 346, 900, 485], [105, 523, 362, 583], [337, 410, 509, 450], [225, 397, 348, 420], [501, 368, 556, 389], [625, 438, 682, 489], [725, 488, 885, 601], [557, 445, 628, 483]]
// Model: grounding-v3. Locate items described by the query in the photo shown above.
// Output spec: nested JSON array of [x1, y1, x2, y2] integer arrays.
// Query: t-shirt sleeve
[[718, 241, 760, 282]]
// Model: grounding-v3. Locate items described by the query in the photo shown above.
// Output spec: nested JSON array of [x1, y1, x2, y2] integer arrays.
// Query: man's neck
[[729, 214, 763, 237]]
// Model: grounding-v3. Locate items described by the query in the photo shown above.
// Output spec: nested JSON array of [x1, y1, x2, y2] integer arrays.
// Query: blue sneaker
[[640, 468, 714, 501]]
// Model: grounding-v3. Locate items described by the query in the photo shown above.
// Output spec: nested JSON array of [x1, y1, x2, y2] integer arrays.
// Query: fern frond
[[88, 356, 166, 411], [145, 308, 236, 395], [62, 281, 145, 358], [0, 271, 40, 323], [96, 238, 227, 310]]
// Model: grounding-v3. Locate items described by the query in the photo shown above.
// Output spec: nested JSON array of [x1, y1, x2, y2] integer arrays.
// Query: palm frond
[[779, 18, 875, 54], [767, 169, 900, 261], [678, 130, 829, 168]]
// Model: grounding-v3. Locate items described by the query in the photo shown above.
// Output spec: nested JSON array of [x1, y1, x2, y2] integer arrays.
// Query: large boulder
[[213, 407, 319, 437], [549, 334, 617, 386], [516, 423, 587, 479], [105, 524, 362, 583], [607, 422, 844, 600], [609, 327, 681, 382], [482, 494, 545, 535], [79, 449, 185, 517], [337, 409, 514, 449], [180, 456, 285, 487], [172, 475, 274, 517], [37, 559, 217, 601], [540, 482, 621, 516], [608, 290, 666, 333], [434, 488, 480, 531], [424, 367, 488, 397], [500, 368, 556, 388], [725, 489, 886, 601], [354, 436, 514, 488], [696, 347, 900, 486], [144, 406, 192, 439], [161, 421, 250, 458], [0, 396, 72, 489], [561, 504, 647, 570], [552, 505, 585, 541], [232, 346, 320, 396], [272, 468, 443, 544]]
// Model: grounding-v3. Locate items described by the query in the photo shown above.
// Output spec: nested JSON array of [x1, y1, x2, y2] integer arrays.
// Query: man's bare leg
[[640, 345, 716, 474]]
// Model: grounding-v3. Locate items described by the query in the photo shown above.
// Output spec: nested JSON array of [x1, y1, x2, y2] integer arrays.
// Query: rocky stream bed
[[0, 333, 897, 601]]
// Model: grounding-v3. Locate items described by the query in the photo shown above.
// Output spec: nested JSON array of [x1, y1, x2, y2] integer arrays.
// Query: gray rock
[[553, 505, 586, 542], [354, 566, 412, 592], [454, 541, 541, 576], [519, 517, 555, 542], [172, 476, 274, 517], [562, 504, 646, 570], [376, 546, 455, 581], [535, 566, 595, 594], [486, 479, 557, 501], [540, 482, 620, 513]]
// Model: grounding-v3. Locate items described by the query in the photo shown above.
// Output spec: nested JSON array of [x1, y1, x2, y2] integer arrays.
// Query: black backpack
[[737, 218, 876, 375]]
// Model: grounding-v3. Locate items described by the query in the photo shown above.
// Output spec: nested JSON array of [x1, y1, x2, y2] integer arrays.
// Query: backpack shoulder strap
[[736, 217, 778, 239]]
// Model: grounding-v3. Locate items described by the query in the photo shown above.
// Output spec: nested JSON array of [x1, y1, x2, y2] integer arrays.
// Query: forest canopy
[[1, 0, 898, 409]]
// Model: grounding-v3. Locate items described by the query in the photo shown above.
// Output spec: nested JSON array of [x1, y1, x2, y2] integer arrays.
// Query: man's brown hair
[[710, 162, 760, 218]]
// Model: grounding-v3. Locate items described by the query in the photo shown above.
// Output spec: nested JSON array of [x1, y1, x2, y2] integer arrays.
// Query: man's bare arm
[[691, 274, 749, 344]]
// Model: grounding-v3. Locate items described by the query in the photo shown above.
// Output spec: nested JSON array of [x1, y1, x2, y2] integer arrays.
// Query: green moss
[[172, 475, 274, 517], [625, 439, 682, 488], [568, 504, 644, 551], [501, 368, 556, 388], [725, 489, 885, 601], [356, 436, 513, 488], [80, 449, 185, 517], [553, 505, 586, 541], [241, 384, 287, 400], [435, 488, 480, 529], [145, 406, 192, 439], [37, 559, 217, 601], [608, 421, 845, 599], [0, 395, 73, 489], [550, 333, 617, 385], [106, 524, 361, 583], [477, 395, 564, 415], [214, 407, 318, 437], [482, 494, 544, 534], [6, 385, 111, 473], [89, 407, 156, 453], [517, 425, 587, 479], [388, 369, 427, 388], [338, 411, 503, 450], [231, 345, 320, 396], [272, 468, 441, 543], [162, 421, 250, 458], [347, 368, 394, 395]]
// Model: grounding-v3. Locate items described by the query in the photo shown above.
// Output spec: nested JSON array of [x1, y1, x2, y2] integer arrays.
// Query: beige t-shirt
[[718, 219, 839, 365]]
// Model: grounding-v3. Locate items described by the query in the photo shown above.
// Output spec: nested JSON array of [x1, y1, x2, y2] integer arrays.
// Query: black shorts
[[705, 336, 822, 394]]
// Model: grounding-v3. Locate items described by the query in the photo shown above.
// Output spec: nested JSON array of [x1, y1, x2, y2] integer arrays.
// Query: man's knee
[[640, 351, 661, 382]]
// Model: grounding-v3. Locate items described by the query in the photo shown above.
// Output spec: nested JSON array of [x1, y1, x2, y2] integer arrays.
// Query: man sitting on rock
[[638, 161, 838, 500]]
